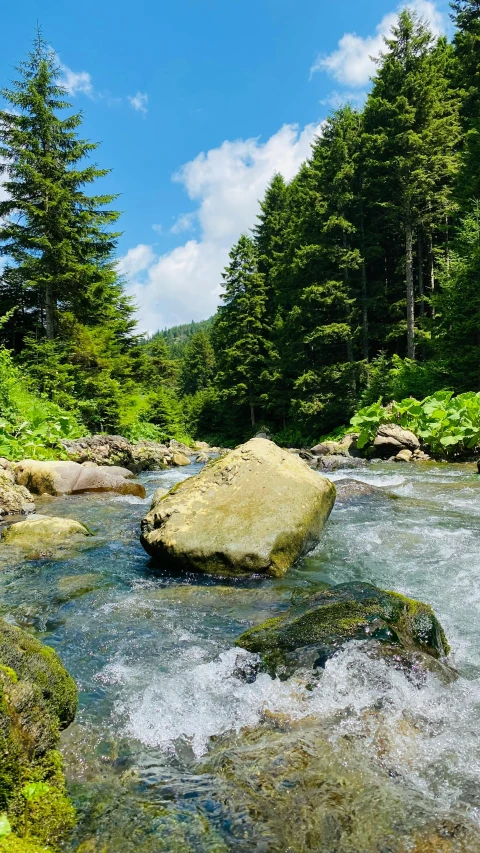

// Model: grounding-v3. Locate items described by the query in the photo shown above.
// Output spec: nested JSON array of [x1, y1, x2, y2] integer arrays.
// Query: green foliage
[[351, 390, 480, 457], [0, 345, 83, 460], [0, 813, 12, 838], [155, 318, 215, 360]]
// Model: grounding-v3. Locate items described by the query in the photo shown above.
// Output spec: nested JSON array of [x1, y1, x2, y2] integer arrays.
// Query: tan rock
[[171, 452, 191, 467], [141, 437, 336, 577], [0, 472, 35, 516], [14, 459, 145, 498], [150, 487, 169, 509], [374, 424, 420, 456], [2, 514, 91, 547], [394, 448, 413, 462]]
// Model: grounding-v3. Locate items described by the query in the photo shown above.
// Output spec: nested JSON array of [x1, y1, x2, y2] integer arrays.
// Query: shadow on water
[[2, 462, 480, 850]]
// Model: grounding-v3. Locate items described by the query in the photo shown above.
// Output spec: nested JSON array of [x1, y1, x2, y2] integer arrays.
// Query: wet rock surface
[[141, 437, 336, 576], [236, 581, 449, 678]]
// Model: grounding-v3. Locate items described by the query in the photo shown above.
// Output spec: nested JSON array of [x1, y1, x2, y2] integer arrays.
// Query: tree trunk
[[250, 403, 255, 428], [343, 229, 357, 395], [405, 211, 415, 359], [45, 281, 55, 340], [417, 229, 424, 319], [427, 229, 435, 320]]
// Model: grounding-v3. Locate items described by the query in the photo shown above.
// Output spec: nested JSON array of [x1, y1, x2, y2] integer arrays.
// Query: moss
[[0, 836, 53, 852], [0, 622, 77, 851], [236, 582, 449, 676], [0, 621, 77, 727]]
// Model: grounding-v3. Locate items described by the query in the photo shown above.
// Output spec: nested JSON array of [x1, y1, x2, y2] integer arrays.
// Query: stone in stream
[[334, 478, 385, 503], [14, 459, 146, 498], [0, 619, 77, 846], [236, 581, 449, 678], [2, 514, 92, 552], [140, 437, 336, 577], [318, 454, 367, 472]]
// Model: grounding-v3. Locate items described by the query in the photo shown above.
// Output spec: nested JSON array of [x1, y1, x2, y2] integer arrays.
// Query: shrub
[[351, 390, 480, 457]]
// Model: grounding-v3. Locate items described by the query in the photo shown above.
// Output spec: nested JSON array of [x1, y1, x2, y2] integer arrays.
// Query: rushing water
[[2, 460, 480, 851]]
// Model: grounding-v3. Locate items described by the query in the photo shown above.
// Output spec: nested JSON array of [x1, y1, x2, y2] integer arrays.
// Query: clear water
[[2, 460, 480, 851]]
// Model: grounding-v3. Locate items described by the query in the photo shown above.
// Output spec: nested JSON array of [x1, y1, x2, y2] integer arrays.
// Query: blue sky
[[1, 0, 451, 333]]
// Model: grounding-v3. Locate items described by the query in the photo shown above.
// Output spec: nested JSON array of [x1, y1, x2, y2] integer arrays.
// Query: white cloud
[[128, 92, 148, 114], [119, 122, 321, 333], [117, 244, 156, 278], [311, 0, 446, 87], [59, 63, 93, 97], [170, 212, 196, 234], [152, 224, 163, 235]]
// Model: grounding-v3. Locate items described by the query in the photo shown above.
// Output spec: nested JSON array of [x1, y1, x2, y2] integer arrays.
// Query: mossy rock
[[0, 625, 77, 850], [236, 582, 449, 677], [0, 621, 77, 727]]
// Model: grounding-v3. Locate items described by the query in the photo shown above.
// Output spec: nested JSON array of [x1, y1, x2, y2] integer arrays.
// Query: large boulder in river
[[373, 423, 420, 457], [141, 437, 336, 577], [14, 459, 146, 498], [236, 581, 449, 678]]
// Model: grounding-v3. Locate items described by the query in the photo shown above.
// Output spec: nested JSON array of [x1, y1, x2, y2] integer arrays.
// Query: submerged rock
[[2, 514, 92, 552], [0, 620, 77, 848], [334, 478, 384, 503], [14, 459, 145, 498], [141, 437, 336, 577], [199, 713, 480, 853], [236, 581, 449, 677]]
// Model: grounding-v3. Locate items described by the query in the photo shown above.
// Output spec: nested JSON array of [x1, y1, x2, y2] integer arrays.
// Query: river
[[1, 460, 480, 852]]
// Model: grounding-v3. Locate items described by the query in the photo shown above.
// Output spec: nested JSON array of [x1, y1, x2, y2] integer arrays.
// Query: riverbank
[[1, 458, 480, 851]]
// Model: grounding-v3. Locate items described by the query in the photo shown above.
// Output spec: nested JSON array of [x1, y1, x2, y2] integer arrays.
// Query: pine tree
[[451, 0, 480, 201], [212, 235, 269, 427], [180, 331, 215, 396], [0, 31, 124, 344], [362, 11, 460, 358]]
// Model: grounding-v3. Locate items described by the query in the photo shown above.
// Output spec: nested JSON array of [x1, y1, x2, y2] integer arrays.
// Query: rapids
[[1, 459, 480, 851]]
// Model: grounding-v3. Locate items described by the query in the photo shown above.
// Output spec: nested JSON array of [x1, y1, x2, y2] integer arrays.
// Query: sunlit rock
[[141, 437, 336, 577]]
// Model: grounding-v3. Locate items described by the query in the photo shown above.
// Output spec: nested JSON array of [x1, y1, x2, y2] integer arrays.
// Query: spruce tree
[[451, 0, 480, 201], [362, 11, 460, 358], [180, 331, 215, 396], [212, 235, 269, 427], [0, 31, 123, 344]]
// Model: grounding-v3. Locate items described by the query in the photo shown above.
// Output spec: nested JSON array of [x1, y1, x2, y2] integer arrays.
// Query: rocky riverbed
[[1, 451, 480, 851]]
